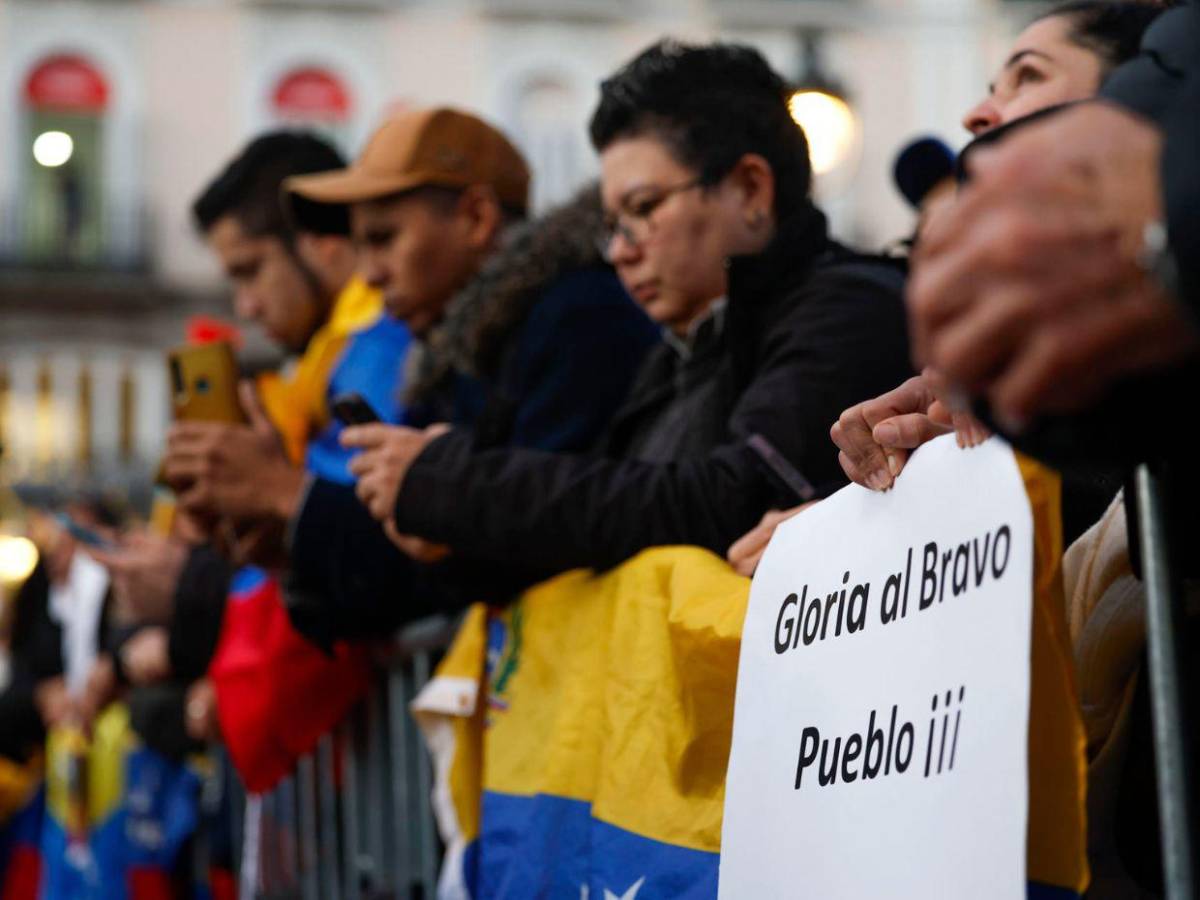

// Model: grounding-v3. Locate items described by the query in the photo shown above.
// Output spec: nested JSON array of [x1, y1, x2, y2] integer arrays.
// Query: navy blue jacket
[[286, 266, 657, 646]]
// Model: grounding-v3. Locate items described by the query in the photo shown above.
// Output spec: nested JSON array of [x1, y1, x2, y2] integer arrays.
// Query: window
[[271, 66, 353, 150], [21, 54, 109, 267], [511, 74, 589, 212]]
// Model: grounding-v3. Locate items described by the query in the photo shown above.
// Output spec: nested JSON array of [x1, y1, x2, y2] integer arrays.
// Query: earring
[[749, 209, 766, 229]]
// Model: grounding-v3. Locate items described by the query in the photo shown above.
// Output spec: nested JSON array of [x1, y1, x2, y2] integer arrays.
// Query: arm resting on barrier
[[393, 268, 913, 575]]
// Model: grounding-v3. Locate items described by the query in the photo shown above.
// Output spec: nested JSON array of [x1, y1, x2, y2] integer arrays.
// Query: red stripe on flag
[[1, 847, 42, 900], [128, 867, 173, 900]]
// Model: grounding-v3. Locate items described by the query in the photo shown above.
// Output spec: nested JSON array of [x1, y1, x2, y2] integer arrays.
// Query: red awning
[[272, 68, 351, 122], [25, 55, 109, 113]]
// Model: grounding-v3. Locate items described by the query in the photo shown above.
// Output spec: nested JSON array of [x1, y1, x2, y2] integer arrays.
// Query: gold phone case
[[167, 341, 245, 424]]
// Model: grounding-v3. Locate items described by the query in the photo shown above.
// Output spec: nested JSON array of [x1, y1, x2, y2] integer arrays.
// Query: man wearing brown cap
[[175, 106, 657, 644], [286, 107, 531, 337]]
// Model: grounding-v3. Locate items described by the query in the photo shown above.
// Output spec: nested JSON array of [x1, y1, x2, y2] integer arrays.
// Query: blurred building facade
[[0, 0, 1043, 493]]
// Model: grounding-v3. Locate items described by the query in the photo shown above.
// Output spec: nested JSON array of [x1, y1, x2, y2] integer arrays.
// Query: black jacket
[[1103, 0, 1200, 313], [166, 544, 230, 682], [286, 189, 659, 645], [0, 562, 54, 762], [392, 207, 914, 574]]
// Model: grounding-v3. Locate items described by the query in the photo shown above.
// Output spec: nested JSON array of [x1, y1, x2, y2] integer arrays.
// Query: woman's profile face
[[962, 15, 1104, 136], [599, 135, 750, 335]]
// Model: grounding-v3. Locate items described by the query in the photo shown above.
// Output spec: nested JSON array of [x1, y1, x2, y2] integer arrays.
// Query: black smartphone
[[331, 392, 380, 427], [746, 433, 818, 504]]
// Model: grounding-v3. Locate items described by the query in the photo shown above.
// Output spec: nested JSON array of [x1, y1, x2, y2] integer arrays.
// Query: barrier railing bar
[[366, 686, 389, 893], [279, 776, 299, 894], [412, 650, 438, 893], [297, 755, 320, 900], [262, 789, 278, 894], [229, 752, 245, 881], [317, 735, 342, 900], [1134, 463, 1197, 900], [241, 794, 262, 900], [341, 718, 363, 900], [388, 666, 414, 894]]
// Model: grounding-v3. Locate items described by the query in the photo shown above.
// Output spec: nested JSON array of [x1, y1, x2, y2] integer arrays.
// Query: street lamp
[[0, 534, 38, 587], [788, 31, 858, 177], [32, 130, 74, 168]]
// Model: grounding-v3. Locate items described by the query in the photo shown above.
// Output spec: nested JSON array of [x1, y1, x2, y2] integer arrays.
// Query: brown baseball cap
[[284, 106, 530, 213]]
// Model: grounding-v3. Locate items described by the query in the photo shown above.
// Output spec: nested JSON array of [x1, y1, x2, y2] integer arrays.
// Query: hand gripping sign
[[721, 435, 1040, 898]]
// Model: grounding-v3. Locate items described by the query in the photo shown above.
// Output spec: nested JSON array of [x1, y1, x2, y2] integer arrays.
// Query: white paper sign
[[720, 435, 1033, 899]]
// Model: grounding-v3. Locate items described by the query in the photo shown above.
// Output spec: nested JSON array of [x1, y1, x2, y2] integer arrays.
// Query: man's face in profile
[[207, 214, 323, 353]]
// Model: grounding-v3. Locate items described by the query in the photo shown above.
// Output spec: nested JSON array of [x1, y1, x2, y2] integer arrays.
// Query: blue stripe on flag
[[473, 791, 718, 899]]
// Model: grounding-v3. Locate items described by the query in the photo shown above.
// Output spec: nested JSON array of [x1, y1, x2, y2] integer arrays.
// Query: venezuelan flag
[[40, 704, 203, 900], [415, 455, 1088, 899]]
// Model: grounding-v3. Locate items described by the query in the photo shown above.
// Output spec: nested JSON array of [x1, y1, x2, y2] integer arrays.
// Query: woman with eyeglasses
[[349, 39, 915, 578]]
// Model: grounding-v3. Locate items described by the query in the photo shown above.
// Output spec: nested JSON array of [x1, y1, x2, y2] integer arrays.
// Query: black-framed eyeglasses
[[596, 177, 705, 261]]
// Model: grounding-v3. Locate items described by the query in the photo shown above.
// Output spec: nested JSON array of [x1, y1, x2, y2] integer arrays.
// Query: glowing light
[[32, 130, 74, 168], [788, 90, 857, 176], [0, 535, 38, 585]]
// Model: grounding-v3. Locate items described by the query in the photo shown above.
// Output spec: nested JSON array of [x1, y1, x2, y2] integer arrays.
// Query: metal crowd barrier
[[233, 615, 459, 900]]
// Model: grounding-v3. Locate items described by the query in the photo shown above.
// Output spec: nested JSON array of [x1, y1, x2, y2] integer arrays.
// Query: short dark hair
[[1039, 1, 1174, 75], [192, 131, 349, 242], [589, 40, 811, 214]]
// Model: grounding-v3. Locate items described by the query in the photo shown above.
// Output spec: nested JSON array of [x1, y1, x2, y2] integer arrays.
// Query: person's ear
[[456, 185, 504, 252], [727, 153, 776, 232]]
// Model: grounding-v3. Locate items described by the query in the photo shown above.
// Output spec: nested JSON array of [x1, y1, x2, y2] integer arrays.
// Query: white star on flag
[[579, 876, 646, 900]]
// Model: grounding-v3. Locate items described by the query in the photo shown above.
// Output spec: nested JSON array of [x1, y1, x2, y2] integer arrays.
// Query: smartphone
[[54, 512, 115, 551], [331, 392, 380, 427], [746, 433, 818, 504], [167, 341, 245, 423]]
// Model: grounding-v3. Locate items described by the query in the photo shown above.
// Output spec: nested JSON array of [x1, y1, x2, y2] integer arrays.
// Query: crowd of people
[[1, 0, 1197, 895]]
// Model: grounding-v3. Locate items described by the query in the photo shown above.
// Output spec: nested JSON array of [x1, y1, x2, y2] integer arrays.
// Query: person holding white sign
[[727, 1, 1167, 579]]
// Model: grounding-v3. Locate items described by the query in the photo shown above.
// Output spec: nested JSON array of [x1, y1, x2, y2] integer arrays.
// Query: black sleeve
[[1101, 3, 1200, 310], [0, 685, 44, 763], [167, 544, 231, 681], [1161, 76, 1200, 311], [393, 270, 912, 574], [7, 561, 63, 684], [284, 478, 423, 649]]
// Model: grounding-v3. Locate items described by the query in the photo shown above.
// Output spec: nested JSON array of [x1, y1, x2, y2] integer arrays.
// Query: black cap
[[893, 137, 956, 209]]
